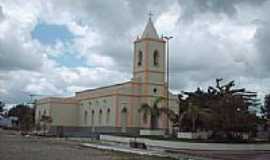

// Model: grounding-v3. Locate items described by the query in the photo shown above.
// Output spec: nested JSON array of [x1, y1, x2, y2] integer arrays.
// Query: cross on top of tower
[[148, 11, 153, 20], [141, 10, 159, 39]]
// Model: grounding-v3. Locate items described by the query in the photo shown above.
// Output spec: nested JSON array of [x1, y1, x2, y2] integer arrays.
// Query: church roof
[[142, 17, 159, 39]]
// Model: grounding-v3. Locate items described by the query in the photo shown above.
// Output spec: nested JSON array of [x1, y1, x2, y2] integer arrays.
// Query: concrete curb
[[80, 143, 165, 156], [80, 143, 209, 160], [100, 135, 270, 151]]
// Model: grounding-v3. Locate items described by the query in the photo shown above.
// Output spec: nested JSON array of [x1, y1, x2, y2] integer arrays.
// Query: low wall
[[100, 135, 270, 151], [177, 132, 208, 140], [49, 126, 141, 137], [139, 129, 165, 136]]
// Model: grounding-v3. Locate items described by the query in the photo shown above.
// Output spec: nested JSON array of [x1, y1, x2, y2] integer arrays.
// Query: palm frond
[[160, 107, 178, 121], [153, 96, 165, 107], [138, 103, 152, 114]]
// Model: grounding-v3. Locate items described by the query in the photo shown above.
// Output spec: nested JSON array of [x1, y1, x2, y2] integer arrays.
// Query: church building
[[35, 17, 178, 136]]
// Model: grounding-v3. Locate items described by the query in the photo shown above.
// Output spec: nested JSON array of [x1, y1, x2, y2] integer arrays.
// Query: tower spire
[[142, 11, 159, 39]]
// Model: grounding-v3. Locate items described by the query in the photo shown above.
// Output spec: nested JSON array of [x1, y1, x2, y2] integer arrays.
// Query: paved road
[[0, 129, 172, 160]]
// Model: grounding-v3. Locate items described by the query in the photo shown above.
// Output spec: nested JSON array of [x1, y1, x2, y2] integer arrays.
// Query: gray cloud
[[0, 35, 43, 71], [54, 0, 173, 71], [1, 0, 270, 104], [178, 0, 267, 21], [0, 2, 44, 71], [255, 23, 270, 69], [252, 0, 270, 77], [0, 6, 4, 21]]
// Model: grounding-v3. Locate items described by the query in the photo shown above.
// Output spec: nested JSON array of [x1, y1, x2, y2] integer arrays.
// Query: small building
[[35, 17, 178, 137]]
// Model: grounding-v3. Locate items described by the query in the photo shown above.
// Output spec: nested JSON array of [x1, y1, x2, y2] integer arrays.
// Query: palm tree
[[161, 94, 189, 132], [176, 94, 188, 132], [139, 97, 166, 129]]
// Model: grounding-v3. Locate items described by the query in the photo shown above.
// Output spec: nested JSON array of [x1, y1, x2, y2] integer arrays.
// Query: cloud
[[178, 0, 267, 21], [0, 1, 44, 71], [0, 33, 44, 71], [49, 0, 174, 71], [254, 1, 270, 72], [255, 23, 270, 70], [0, 5, 4, 21], [1, 0, 270, 104]]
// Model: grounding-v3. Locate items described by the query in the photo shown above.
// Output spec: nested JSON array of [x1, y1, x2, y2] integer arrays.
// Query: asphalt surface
[[0, 129, 173, 160]]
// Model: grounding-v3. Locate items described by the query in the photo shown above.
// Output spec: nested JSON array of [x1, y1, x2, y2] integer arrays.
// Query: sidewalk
[[100, 135, 270, 151], [80, 142, 207, 160], [55, 135, 270, 160], [80, 141, 270, 160]]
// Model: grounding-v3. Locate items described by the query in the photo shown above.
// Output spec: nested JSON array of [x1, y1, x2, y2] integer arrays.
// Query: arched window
[[106, 108, 111, 124], [91, 110, 95, 126], [98, 109, 103, 125], [153, 50, 159, 66], [84, 110, 88, 125], [38, 110, 41, 120], [103, 99, 107, 108], [121, 108, 127, 132], [122, 107, 127, 113], [143, 112, 148, 124], [153, 88, 157, 94], [137, 50, 143, 66]]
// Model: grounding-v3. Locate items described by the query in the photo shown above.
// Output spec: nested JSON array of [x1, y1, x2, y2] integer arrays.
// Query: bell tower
[[132, 16, 166, 97], [131, 15, 170, 130], [133, 17, 166, 85]]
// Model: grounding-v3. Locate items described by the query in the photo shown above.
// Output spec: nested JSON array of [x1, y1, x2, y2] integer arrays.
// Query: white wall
[[79, 96, 114, 127]]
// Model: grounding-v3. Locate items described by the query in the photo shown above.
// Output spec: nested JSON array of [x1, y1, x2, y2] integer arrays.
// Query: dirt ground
[[0, 129, 173, 160], [1, 128, 270, 160], [168, 147, 270, 160]]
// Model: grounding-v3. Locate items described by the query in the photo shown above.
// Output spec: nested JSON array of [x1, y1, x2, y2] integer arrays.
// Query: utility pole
[[162, 35, 173, 133]]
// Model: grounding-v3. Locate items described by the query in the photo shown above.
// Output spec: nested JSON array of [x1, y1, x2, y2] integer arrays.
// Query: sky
[[0, 0, 270, 104]]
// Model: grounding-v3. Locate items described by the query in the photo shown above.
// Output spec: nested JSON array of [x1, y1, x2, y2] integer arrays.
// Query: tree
[[8, 104, 35, 131], [176, 94, 188, 132], [262, 94, 270, 140], [139, 97, 166, 129], [206, 79, 259, 139], [176, 79, 259, 140], [186, 103, 212, 132], [262, 94, 270, 120], [0, 101, 5, 113], [161, 89, 212, 133]]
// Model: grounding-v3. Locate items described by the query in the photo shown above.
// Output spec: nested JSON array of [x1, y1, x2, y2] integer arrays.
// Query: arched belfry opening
[[138, 50, 143, 66], [153, 50, 159, 66]]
